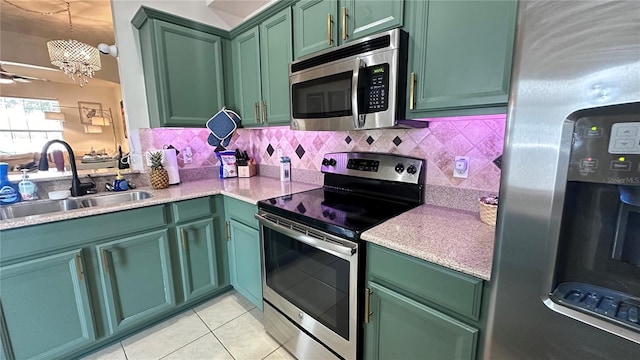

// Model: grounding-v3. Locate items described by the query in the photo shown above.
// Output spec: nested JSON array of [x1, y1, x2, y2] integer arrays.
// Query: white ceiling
[[207, 0, 271, 21]]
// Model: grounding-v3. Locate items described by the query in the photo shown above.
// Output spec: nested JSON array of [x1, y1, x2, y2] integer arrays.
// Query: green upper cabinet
[[233, 8, 293, 127], [0, 249, 95, 360], [96, 229, 176, 334], [293, 0, 403, 59], [404, 0, 517, 118], [133, 7, 226, 127]]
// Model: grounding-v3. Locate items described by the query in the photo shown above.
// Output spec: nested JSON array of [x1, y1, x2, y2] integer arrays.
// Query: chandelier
[[46, 2, 101, 86]]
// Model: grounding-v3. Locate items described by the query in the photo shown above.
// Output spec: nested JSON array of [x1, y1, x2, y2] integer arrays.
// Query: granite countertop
[[1, 176, 495, 281], [0, 177, 320, 231], [361, 205, 496, 281]]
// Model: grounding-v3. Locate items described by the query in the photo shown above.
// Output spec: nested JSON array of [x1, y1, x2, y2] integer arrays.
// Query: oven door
[[255, 211, 358, 360]]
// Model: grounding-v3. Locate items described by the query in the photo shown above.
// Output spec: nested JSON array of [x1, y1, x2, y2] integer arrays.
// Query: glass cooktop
[[257, 187, 418, 240]]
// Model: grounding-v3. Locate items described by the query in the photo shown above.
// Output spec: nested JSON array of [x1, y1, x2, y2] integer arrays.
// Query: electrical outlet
[[453, 156, 469, 178], [184, 146, 193, 164]]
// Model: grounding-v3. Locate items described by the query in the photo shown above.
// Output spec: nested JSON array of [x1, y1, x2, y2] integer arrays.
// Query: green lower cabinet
[[227, 219, 262, 309], [176, 219, 220, 301], [0, 249, 95, 360], [96, 229, 176, 334], [365, 281, 478, 360]]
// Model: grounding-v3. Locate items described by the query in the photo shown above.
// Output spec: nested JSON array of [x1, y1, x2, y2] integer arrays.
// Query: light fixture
[[83, 125, 103, 133], [46, 2, 101, 87], [98, 43, 118, 57], [44, 111, 66, 121]]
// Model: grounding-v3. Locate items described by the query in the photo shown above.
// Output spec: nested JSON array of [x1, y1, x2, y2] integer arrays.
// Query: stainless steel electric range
[[255, 151, 426, 360]]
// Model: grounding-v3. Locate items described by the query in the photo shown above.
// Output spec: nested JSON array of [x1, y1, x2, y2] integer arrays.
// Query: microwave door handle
[[352, 57, 365, 129]]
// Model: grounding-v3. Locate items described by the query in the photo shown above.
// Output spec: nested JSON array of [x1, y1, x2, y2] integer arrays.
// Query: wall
[[0, 80, 127, 155], [136, 114, 505, 193]]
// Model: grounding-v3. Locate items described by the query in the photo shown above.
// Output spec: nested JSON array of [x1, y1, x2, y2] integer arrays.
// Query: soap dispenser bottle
[[18, 169, 38, 201], [0, 162, 21, 205], [113, 171, 129, 192]]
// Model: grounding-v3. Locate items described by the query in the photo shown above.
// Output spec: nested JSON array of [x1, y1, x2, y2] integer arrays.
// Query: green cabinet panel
[[365, 281, 478, 360], [293, 0, 338, 58], [227, 219, 262, 309], [176, 218, 220, 301], [343, 0, 403, 42], [367, 244, 483, 321], [293, 0, 403, 59], [170, 197, 213, 223], [136, 16, 225, 127], [96, 229, 176, 334], [0, 249, 95, 360], [232, 28, 262, 126], [404, 0, 516, 117], [233, 8, 292, 128], [223, 196, 262, 309], [259, 8, 294, 125]]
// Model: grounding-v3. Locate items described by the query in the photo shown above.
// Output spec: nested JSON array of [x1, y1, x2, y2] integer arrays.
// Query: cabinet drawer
[[367, 244, 483, 321], [171, 197, 212, 223], [224, 196, 258, 228]]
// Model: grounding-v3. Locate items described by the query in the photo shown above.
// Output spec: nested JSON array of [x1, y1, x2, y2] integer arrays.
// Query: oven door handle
[[255, 213, 357, 258]]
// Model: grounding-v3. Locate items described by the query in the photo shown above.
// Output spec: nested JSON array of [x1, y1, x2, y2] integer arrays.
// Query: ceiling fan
[[0, 65, 49, 84]]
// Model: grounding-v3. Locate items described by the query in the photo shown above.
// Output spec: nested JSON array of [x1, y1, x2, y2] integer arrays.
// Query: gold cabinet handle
[[261, 100, 267, 123], [364, 287, 373, 323], [75, 254, 84, 281], [225, 221, 231, 241], [254, 102, 260, 123], [409, 72, 416, 110], [327, 13, 333, 45], [342, 7, 347, 41], [181, 228, 187, 250], [101, 249, 110, 274]]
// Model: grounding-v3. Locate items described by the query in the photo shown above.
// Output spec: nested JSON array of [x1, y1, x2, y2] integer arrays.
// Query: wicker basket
[[479, 201, 498, 226]]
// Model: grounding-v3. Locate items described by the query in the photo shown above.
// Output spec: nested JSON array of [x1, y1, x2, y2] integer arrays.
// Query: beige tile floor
[[82, 291, 296, 360]]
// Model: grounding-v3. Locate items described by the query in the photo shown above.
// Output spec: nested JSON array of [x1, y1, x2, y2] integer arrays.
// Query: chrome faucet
[[38, 140, 96, 197]]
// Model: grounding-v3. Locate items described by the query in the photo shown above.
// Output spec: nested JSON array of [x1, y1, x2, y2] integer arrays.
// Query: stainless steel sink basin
[[79, 191, 153, 208], [0, 199, 81, 220], [0, 191, 154, 220]]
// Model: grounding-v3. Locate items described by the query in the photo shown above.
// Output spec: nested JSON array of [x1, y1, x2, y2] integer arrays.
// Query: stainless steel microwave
[[289, 29, 423, 131]]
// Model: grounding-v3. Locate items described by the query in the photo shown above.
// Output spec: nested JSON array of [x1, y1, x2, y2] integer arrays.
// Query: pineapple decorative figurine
[[147, 150, 169, 190]]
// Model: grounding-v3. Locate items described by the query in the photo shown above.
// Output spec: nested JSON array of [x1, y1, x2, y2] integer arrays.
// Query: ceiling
[[207, 0, 271, 20], [0, 0, 116, 85]]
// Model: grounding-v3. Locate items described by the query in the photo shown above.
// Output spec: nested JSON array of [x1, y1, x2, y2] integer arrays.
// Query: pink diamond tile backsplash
[[138, 114, 505, 192]]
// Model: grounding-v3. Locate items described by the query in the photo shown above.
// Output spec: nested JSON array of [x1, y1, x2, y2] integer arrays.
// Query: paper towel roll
[[163, 149, 181, 185]]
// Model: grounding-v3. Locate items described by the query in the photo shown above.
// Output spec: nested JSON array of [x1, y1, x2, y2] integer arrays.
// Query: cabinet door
[[177, 218, 219, 302], [228, 219, 262, 309], [293, 0, 338, 58], [343, 0, 403, 42], [260, 8, 293, 125], [405, 0, 516, 115], [96, 229, 176, 334], [0, 249, 95, 360], [364, 282, 478, 360], [232, 27, 263, 126], [145, 20, 225, 127]]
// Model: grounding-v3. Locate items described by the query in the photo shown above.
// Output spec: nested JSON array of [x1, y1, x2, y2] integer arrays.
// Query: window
[[0, 97, 63, 154]]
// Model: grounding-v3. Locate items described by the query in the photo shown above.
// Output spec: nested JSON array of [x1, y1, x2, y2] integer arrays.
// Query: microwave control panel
[[364, 64, 389, 113], [568, 114, 640, 185]]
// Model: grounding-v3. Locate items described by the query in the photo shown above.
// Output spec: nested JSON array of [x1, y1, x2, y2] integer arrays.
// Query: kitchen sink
[[0, 191, 154, 220], [79, 191, 153, 208]]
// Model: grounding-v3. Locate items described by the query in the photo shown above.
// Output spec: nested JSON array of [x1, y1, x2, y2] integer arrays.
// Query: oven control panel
[[569, 114, 640, 185], [321, 152, 425, 185]]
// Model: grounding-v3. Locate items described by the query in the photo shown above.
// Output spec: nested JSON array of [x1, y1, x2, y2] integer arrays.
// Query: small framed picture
[[78, 101, 102, 124]]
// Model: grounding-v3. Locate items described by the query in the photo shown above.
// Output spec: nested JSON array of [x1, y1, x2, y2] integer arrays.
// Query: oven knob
[[329, 212, 336, 220], [329, 158, 337, 166], [323, 210, 330, 218], [322, 158, 330, 166], [407, 165, 417, 175], [395, 163, 405, 173]]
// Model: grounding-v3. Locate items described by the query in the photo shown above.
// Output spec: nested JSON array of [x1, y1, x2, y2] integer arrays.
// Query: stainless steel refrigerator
[[484, 1, 640, 359]]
